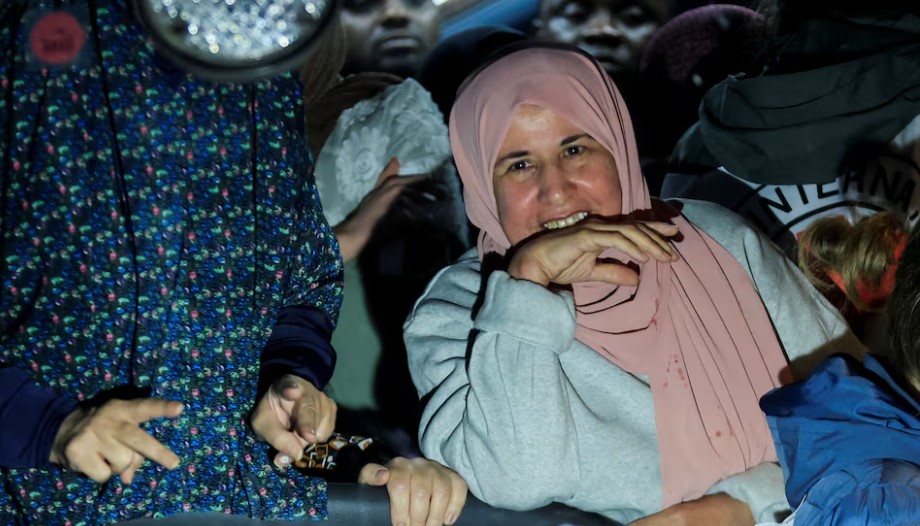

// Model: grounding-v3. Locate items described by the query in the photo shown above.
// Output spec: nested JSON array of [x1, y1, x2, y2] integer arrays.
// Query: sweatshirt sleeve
[[707, 462, 790, 523], [258, 305, 337, 398], [0, 365, 77, 469], [404, 260, 584, 511]]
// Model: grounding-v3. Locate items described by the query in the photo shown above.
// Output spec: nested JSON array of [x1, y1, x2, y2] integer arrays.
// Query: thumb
[[271, 432, 309, 466], [376, 157, 401, 185], [276, 381, 303, 403], [358, 463, 390, 486], [251, 393, 308, 463]]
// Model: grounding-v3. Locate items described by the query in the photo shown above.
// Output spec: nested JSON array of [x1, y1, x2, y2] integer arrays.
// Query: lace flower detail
[[313, 79, 451, 226], [335, 126, 390, 205]]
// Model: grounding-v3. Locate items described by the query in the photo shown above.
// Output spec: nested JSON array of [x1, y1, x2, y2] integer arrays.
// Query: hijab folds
[[449, 45, 789, 506]]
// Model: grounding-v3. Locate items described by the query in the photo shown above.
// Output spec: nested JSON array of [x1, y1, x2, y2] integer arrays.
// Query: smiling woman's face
[[493, 104, 622, 246]]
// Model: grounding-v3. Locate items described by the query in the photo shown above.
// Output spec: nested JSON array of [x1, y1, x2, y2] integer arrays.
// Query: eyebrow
[[494, 150, 528, 169], [493, 134, 591, 169], [561, 134, 589, 146]]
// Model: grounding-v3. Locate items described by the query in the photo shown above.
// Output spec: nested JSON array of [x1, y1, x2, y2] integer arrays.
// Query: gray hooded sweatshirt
[[404, 200, 864, 524]]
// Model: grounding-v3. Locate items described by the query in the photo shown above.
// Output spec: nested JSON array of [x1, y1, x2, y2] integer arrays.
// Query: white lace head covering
[[313, 78, 452, 226]]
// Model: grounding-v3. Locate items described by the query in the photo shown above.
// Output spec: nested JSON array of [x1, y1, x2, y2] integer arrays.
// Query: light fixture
[[131, 0, 338, 83]]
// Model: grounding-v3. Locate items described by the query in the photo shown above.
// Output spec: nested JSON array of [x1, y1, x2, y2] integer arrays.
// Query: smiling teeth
[[543, 212, 588, 230]]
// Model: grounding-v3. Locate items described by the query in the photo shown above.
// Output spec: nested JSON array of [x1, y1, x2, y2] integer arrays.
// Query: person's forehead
[[540, 0, 671, 20]]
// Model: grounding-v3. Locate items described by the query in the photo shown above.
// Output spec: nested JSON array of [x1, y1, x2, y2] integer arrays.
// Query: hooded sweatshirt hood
[[672, 15, 920, 185], [760, 354, 920, 506]]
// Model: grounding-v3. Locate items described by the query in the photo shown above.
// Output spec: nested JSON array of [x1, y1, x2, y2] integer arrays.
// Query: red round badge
[[29, 11, 86, 66]]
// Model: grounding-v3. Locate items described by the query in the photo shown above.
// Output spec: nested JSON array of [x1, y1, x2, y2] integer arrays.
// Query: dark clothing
[[637, 5, 766, 171], [0, 366, 76, 469], [761, 354, 920, 525], [661, 15, 920, 254], [669, 15, 920, 185], [257, 305, 338, 399]]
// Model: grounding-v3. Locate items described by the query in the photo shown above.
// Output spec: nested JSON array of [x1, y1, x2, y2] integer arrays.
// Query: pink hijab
[[450, 45, 789, 506]]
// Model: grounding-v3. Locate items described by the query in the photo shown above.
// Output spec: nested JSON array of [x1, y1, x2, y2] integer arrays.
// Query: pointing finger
[[643, 221, 680, 236], [608, 225, 673, 262], [122, 399, 184, 424], [633, 223, 678, 261], [587, 230, 648, 262]]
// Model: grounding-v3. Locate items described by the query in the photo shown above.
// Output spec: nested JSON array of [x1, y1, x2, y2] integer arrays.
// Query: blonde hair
[[798, 212, 908, 312]]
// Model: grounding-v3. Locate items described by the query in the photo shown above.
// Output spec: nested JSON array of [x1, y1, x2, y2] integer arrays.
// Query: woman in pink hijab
[[404, 44, 864, 525]]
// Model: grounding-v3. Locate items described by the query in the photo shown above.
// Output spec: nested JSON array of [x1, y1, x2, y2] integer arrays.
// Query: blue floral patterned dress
[[0, 1, 343, 524]]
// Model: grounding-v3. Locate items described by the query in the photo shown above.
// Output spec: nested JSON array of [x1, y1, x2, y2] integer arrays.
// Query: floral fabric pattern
[[0, 1, 342, 524]]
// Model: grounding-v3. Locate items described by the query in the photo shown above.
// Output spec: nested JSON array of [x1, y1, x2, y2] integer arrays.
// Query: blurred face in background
[[538, 0, 670, 86], [341, 0, 441, 77]]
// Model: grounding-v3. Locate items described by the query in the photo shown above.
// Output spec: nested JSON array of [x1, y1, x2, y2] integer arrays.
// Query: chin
[[373, 56, 424, 78]]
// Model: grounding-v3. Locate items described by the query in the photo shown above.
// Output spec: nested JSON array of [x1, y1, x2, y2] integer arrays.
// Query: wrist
[[333, 222, 366, 263], [49, 408, 82, 466], [507, 253, 550, 286], [655, 502, 690, 526], [687, 494, 754, 525]]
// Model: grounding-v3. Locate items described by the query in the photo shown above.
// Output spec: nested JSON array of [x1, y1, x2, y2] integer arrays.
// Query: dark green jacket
[[669, 15, 920, 185]]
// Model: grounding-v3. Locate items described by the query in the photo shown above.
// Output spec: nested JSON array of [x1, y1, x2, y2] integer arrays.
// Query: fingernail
[[278, 455, 292, 466], [446, 513, 456, 524], [397, 522, 407, 526], [375, 468, 388, 481]]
